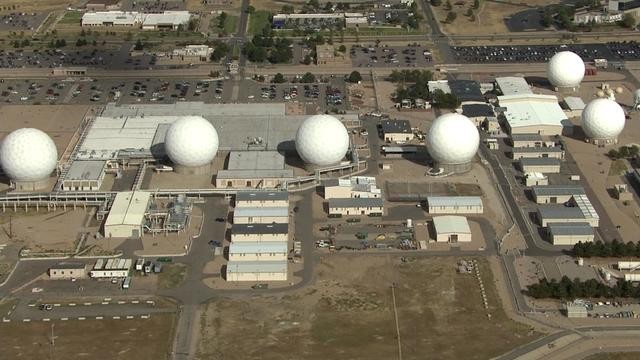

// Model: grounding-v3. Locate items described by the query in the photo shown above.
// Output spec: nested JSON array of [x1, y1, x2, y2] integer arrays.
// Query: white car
[[20, 96, 29, 101], [247, 95, 255, 99]]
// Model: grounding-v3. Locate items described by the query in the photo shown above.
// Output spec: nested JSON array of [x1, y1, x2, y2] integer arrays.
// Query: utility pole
[[391, 283, 403, 360], [49, 323, 57, 360]]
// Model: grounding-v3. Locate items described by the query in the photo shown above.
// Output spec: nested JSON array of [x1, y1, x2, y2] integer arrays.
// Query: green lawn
[[209, 14, 238, 34], [248, 11, 271, 35], [58, 10, 83, 25]]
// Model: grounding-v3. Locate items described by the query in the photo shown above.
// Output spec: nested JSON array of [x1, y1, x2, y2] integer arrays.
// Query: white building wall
[[235, 199, 289, 208], [328, 205, 383, 216], [228, 252, 288, 262], [551, 233, 595, 246], [231, 233, 288, 242], [233, 215, 289, 224], [226, 271, 288, 282], [435, 232, 472, 243], [428, 204, 483, 214]]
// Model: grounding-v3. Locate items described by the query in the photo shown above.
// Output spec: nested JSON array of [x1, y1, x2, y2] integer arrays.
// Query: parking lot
[[452, 42, 640, 63], [0, 48, 157, 70], [0, 12, 47, 32], [351, 44, 433, 68]]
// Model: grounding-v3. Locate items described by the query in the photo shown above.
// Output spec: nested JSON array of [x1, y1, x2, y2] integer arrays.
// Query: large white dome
[[164, 116, 219, 167], [547, 51, 585, 88], [0, 128, 58, 181], [581, 98, 625, 140], [295, 114, 349, 166], [427, 113, 479, 165]]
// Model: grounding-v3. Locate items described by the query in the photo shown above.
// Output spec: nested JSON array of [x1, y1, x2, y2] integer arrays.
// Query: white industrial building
[[233, 207, 289, 224], [524, 172, 548, 186], [565, 302, 588, 318], [60, 160, 107, 191], [48, 263, 87, 280], [432, 215, 472, 243], [328, 198, 384, 216], [89, 258, 132, 278], [228, 242, 288, 262], [380, 120, 414, 143], [519, 158, 561, 173], [226, 261, 288, 282], [531, 185, 585, 204], [548, 222, 594, 245], [323, 176, 381, 199], [495, 76, 533, 96], [216, 151, 293, 189], [498, 94, 569, 135], [426, 196, 483, 214], [510, 133, 546, 148], [235, 191, 289, 208], [81, 11, 190, 30], [171, 45, 213, 62], [141, 11, 191, 30], [104, 191, 151, 238], [537, 203, 599, 227], [231, 223, 289, 242], [511, 146, 564, 160]]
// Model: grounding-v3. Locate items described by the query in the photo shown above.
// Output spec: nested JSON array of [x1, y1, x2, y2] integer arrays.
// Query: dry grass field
[[0, 314, 176, 360], [197, 256, 539, 360], [0, 0, 76, 13], [586, 353, 640, 360]]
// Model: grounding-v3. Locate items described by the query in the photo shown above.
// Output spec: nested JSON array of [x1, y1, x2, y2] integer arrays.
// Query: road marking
[[2, 318, 11, 323], [140, 315, 149, 319], [43, 318, 50, 322], [131, 300, 139, 304], [117, 301, 126, 304], [53, 304, 61, 307], [101, 301, 109, 305], [61, 317, 68, 321], [78, 317, 86, 320], [83, 302, 92, 306], [23, 319, 31, 322], [126, 315, 134, 319], [69, 303, 76, 306], [113, 316, 120, 319], [95, 316, 103, 320]]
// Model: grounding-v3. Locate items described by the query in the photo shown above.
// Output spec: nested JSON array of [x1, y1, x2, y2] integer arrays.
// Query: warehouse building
[[60, 160, 107, 191], [432, 215, 472, 243], [235, 191, 289, 208], [548, 222, 594, 245], [426, 196, 483, 214], [524, 172, 548, 186], [461, 103, 496, 127], [48, 262, 87, 280], [323, 176, 381, 199], [563, 96, 586, 117], [536, 204, 599, 227], [511, 146, 564, 160], [448, 80, 485, 103], [519, 158, 561, 173], [498, 94, 569, 135], [233, 207, 289, 224], [231, 223, 289, 242], [81, 11, 141, 27], [89, 258, 132, 278], [217, 151, 294, 189], [141, 11, 191, 30], [226, 261, 288, 281], [495, 76, 532, 96], [104, 191, 151, 238], [531, 185, 586, 204], [380, 120, 413, 143], [228, 242, 288, 262], [510, 133, 545, 148], [328, 197, 384, 216]]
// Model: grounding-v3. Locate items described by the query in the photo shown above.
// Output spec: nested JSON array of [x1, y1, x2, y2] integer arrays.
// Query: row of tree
[[387, 69, 433, 84], [244, 25, 293, 64], [573, 240, 640, 258], [526, 276, 640, 299], [607, 145, 639, 160]]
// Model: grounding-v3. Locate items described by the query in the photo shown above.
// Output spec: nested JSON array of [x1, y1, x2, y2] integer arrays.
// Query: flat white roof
[[428, 80, 451, 94], [82, 11, 141, 25], [105, 191, 151, 227], [226, 261, 287, 273], [142, 11, 190, 26], [234, 207, 289, 218], [65, 160, 106, 181], [433, 215, 471, 234], [498, 94, 568, 130], [229, 242, 288, 255], [227, 151, 285, 170], [495, 76, 532, 95], [427, 196, 483, 208], [564, 96, 586, 110]]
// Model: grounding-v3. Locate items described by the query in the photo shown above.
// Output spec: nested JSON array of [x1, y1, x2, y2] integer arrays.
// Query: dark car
[[215, 217, 225, 222]]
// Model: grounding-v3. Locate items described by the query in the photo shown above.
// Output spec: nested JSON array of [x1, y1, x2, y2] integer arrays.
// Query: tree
[[302, 54, 312, 65], [473, 0, 480, 9], [188, 18, 199, 32], [134, 39, 144, 50], [210, 42, 230, 61], [607, 149, 619, 159], [245, 5, 255, 14], [466, 8, 473, 17], [301, 72, 316, 83], [218, 12, 228, 30], [628, 145, 639, 157], [444, 0, 452, 10], [338, 44, 346, 52], [431, 0, 442, 5], [621, 13, 636, 28], [446, 11, 457, 23], [347, 71, 362, 83], [281, 5, 294, 14], [618, 145, 630, 158], [273, 73, 286, 83]]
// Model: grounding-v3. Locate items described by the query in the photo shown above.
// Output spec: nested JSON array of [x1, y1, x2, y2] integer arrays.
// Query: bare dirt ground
[[562, 80, 640, 243], [197, 256, 539, 360], [136, 206, 203, 257], [0, 314, 176, 360], [586, 353, 640, 360]]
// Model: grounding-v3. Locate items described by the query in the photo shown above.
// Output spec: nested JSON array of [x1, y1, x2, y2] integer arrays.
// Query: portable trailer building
[[548, 222, 594, 245], [235, 191, 289, 208], [231, 223, 289, 242], [426, 196, 483, 214], [233, 207, 289, 224], [519, 158, 561, 173], [48, 263, 87, 280], [228, 242, 289, 262], [511, 146, 564, 160], [226, 261, 288, 282]]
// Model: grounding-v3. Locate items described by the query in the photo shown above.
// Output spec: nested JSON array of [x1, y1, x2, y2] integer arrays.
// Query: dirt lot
[[0, 314, 176, 360], [197, 256, 539, 360], [0, 0, 73, 12], [586, 353, 640, 360]]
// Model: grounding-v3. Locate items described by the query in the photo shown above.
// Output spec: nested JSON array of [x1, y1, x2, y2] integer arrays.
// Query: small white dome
[[0, 128, 58, 181], [547, 51, 585, 88], [164, 116, 219, 167], [581, 98, 625, 140], [295, 114, 349, 166], [427, 113, 479, 165]]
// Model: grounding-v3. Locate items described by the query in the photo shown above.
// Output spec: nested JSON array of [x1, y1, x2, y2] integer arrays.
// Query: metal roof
[[427, 196, 483, 207], [328, 198, 384, 208], [448, 80, 484, 102], [511, 133, 543, 142], [462, 103, 495, 118], [105, 191, 151, 226], [232, 223, 289, 235], [226, 261, 288, 273], [548, 222, 594, 236], [236, 191, 289, 202], [233, 207, 289, 218], [433, 215, 471, 234], [380, 120, 412, 134], [512, 146, 563, 154], [520, 158, 561, 166], [564, 96, 586, 110], [227, 151, 285, 170], [229, 242, 288, 254], [50, 262, 86, 270], [537, 205, 585, 219], [498, 94, 567, 131], [65, 160, 107, 181], [142, 11, 191, 26], [532, 185, 585, 197], [573, 194, 599, 220], [216, 169, 294, 179], [495, 76, 532, 95]]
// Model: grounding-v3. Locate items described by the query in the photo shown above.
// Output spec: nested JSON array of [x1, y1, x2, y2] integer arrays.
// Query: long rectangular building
[[231, 223, 289, 242], [235, 191, 289, 208], [426, 196, 483, 214], [226, 261, 288, 281], [104, 191, 151, 238], [233, 207, 289, 224], [328, 198, 384, 217], [511, 146, 564, 160], [228, 242, 288, 262], [531, 185, 586, 204], [519, 158, 561, 173], [548, 222, 594, 245]]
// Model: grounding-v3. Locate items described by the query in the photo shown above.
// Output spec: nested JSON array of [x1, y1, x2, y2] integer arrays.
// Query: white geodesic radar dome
[[547, 51, 585, 88], [164, 116, 219, 167], [295, 114, 349, 166], [581, 98, 625, 140], [0, 128, 58, 182], [427, 113, 479, 165]]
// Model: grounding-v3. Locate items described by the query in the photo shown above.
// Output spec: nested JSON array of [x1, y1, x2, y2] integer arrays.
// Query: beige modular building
[[524, 172, 548, 186], [104, 191, 151, 238], [432, 215, 472, 243], [216, 151, 293, 189], [233, 207, 289, 224], [323, 176, 380, 199], [228, 242, 288, 262], [511, 146, 564, 160], [380, 120, 414, 143], [548, 222, 594, 245], [61, 160, 107, 191], [510, 133, 545, 148], [89, 258, 132, 278], [226, 261, 288, 282], [531, 185, 586, 204], [328, 198, 384, 217], [519, 158, 561, 173], [426, 196, 483, 214], [235, 191, 289, 208], [231, 223, 289, 242], [48, 263, 87, 280]]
